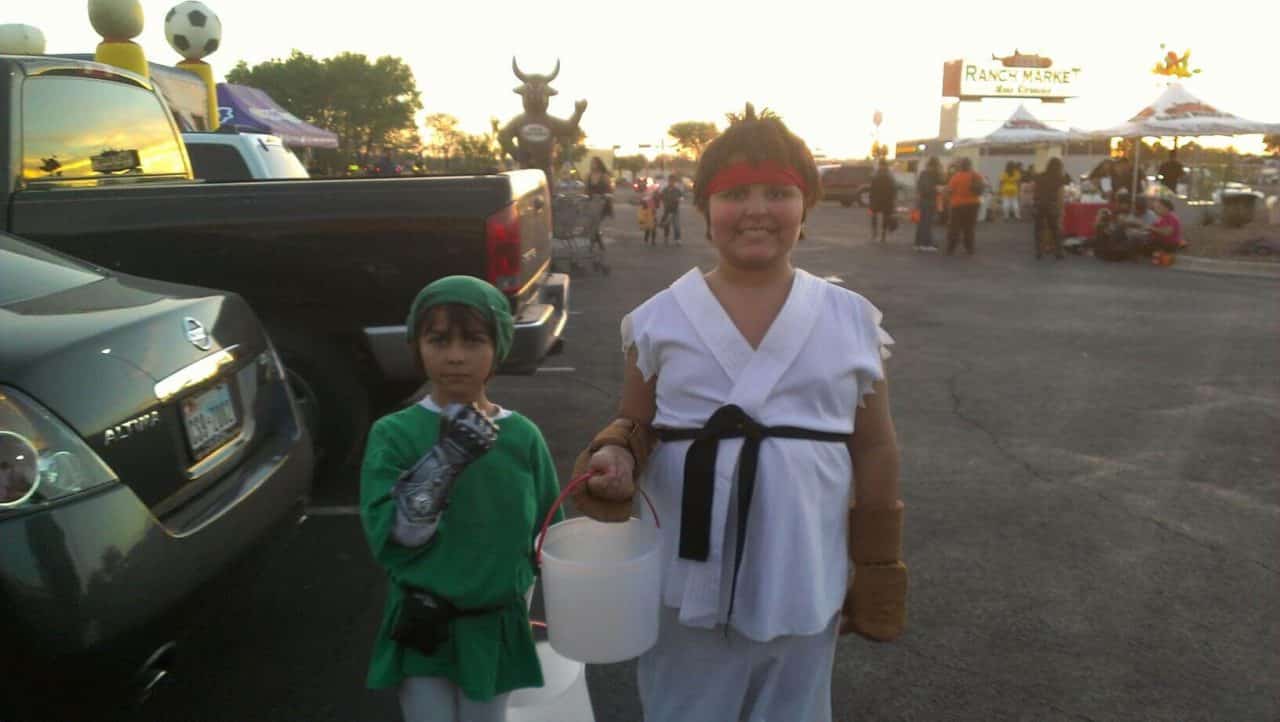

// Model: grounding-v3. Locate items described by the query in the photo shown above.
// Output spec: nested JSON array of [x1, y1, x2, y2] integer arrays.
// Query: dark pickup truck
[[1, 54, 569, 467]]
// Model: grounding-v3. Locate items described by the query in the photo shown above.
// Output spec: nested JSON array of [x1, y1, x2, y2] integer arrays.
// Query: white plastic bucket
[[507, 641, 595, 722], [538, 513, 661, 664]]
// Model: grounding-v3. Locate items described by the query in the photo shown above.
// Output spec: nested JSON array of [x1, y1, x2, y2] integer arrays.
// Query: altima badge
[[184, 317, 211, 350], [104, 410, 161, 446]]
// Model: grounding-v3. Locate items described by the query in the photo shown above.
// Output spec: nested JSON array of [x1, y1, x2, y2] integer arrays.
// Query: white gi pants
[[399, 677, 509, 722], [637, 605, 840, 722]]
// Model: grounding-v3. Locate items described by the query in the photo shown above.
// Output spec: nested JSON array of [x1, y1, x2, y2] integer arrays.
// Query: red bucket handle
[[534, 471, 659, 568]]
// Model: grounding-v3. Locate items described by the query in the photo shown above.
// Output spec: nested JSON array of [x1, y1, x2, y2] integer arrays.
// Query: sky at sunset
[[9, 0, 1277, 159]]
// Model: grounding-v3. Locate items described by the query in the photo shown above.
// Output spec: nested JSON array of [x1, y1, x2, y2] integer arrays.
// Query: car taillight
[[485, 202, 522, 295], [0, 386, 117, 511]]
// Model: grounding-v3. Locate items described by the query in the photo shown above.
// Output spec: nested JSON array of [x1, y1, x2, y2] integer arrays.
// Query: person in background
[[1143, 198, 1185, 264], [1158, 150, 1184, 192], [1120, 196, 1160, 245], [637, 197, 657, 246], [1032, 157, 1067, 260], [660, 173, 685, 246], [585, 157, 614, 252], [914, 157, 942, 252], [869, 160, 897, 243], [1089, 158, 1115, 200], [943, 157, 983, 256], [999, 161, 1022, 221], [1112, 157, 1145, 202]]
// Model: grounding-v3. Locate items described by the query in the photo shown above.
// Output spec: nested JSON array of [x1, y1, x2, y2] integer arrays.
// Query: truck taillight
[[485, 203, 522, 295]]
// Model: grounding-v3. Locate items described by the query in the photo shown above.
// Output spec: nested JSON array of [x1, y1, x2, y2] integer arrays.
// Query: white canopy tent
[[954, 104, 1070, 149], [951, 105, 1076, 181], [1089, 83, 1280, 199], [1092, 83, 1280, 138]]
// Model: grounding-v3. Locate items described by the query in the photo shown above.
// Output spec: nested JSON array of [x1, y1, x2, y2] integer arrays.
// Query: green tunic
[[359, 402, 563, 700]]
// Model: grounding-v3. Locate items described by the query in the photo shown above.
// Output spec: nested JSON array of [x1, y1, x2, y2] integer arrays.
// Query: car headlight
[[0, 385, 117, 510]]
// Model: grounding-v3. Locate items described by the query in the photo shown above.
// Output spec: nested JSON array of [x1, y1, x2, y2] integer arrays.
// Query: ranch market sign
[[943, 52, 1081, 101]]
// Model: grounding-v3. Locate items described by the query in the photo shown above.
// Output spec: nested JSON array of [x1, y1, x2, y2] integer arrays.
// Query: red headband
[[704, 160, 808, 198]]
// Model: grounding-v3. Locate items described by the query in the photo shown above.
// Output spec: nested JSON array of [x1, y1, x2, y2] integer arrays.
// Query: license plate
[[181, 382, 240, 460]]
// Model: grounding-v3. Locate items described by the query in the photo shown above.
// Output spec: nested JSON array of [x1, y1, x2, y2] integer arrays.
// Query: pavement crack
[[947, 372, 1279, 578], [901, 643, 1101, 722], [1089, 487, 1279, 576], [947, 371, 1052, 485]]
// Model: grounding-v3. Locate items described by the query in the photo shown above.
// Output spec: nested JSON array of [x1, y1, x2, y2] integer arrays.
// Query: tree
[[226, 50, 423, 168], [615, 154, 648, 176], [1265, 134, 1280, 156], [652, 154, 696, 176], [425, 113, 463, 159], [424, 113, 500, 172], [667, 121, 719, 159]]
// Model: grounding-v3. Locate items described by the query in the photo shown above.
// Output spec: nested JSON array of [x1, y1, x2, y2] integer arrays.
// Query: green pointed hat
[[405, 276, 514, 361]]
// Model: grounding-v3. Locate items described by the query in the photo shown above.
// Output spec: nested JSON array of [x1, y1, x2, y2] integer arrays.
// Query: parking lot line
[[304, 505, 361, 516]]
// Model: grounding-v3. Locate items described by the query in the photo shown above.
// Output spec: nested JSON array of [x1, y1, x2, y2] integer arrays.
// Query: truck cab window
[[21, 76, 189, 187], [186, 144, 252, 182]]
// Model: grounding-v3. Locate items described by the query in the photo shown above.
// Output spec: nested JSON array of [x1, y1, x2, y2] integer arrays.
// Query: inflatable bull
[[498, 57, 587, 185]]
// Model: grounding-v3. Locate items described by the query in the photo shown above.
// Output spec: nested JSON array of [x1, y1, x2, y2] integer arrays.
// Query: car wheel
[[840, 199, 854, 207], [264, 323, 371, 473], [857, 189, 871, 207]]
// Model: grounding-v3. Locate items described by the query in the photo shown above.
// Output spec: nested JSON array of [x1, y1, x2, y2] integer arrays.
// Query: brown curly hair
[[693, 103, 823, 214]]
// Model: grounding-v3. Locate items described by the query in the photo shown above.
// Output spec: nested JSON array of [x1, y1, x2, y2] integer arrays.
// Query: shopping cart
[[551, 193, 611, 276]]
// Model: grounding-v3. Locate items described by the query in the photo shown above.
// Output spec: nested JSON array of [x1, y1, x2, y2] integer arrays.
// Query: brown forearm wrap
[[849, 501, 904, 564], [845, 501, 907, 641], [587, 417, 657, 476]]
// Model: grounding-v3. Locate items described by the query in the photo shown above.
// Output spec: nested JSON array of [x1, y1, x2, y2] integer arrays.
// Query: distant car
[[819, 163, 874, 207], [182, 130, 310, 182], [0, 232, 314, 717]]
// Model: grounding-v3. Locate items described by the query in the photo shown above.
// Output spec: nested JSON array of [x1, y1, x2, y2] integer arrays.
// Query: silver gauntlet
[[391, 403, 499, 547]]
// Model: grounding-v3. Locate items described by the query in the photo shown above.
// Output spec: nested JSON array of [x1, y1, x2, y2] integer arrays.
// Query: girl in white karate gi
[[571, 104, 909, 722]]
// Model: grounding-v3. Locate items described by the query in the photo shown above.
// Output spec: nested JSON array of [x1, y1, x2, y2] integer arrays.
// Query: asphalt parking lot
[[142, 204, 1279, 721]]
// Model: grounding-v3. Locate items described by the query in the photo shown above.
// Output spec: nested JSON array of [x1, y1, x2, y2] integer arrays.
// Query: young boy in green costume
[[359, 275, 563, 722]]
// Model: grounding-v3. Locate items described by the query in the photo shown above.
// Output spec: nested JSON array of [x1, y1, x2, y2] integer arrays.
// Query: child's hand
[[568, 445, 636, 523], [586, 446, 635, 502]]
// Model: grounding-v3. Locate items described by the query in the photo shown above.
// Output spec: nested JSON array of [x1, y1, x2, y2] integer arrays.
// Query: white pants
[[399, 677, 510, 722], [1001, 196, 1020, 219], [637, 606, 840, 722]]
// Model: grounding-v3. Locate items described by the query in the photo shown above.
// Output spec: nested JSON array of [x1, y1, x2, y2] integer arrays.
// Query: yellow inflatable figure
[[1152, 45, 1200, 79], [89, 0, 148, 79]]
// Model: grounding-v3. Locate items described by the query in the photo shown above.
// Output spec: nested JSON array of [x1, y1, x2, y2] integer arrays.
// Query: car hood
[[1, 274, 264, 436]]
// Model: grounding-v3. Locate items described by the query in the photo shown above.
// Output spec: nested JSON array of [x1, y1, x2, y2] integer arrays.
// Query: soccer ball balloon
[[163, 1, 221, 61]]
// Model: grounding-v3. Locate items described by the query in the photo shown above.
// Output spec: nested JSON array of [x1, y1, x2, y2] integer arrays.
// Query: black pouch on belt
[[390, 587, 458, 656], [390, 587, 507, 656]]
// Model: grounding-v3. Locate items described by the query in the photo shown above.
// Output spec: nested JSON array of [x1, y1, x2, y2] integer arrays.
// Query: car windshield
[[0, 235, 103, 306]]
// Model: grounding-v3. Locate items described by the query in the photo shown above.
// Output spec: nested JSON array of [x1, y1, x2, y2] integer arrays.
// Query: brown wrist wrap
[[849, 501, 904, 564], [587, 418, 657, 475]]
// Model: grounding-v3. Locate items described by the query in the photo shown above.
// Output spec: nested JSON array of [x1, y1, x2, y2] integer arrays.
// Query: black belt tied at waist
[[655, 404, 848, 621]]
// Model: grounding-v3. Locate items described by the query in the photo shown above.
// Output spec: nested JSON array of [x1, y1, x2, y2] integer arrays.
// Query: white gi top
[[622, 267, 893, 642]]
